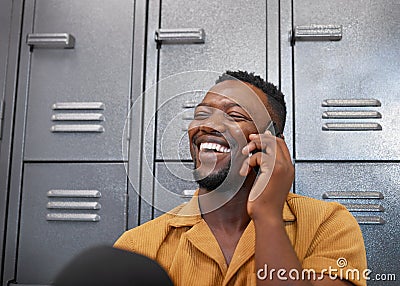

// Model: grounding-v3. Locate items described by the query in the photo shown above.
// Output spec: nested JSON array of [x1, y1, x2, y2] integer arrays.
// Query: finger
[[243, 134, 276, 155]]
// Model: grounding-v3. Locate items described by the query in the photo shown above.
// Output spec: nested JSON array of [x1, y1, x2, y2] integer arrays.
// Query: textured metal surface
[[23, 0, 133, 161], [17, 163, 127, 284], [26, 33, 75, 49], [294, 0, 400, 160], [295, 163, 399, 282], [153, 162, 198, 218]]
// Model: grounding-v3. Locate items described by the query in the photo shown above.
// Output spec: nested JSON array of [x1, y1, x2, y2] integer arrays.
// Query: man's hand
[[240, 130, 294, 220]]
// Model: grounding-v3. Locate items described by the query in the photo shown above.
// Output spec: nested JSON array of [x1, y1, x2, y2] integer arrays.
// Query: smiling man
[[114, 71, 367, 286]]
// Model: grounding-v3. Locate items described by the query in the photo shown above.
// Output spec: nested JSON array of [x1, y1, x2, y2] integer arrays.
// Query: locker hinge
[[0, 99, 4, 140]]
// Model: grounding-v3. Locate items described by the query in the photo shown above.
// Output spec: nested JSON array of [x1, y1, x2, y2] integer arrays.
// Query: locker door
[[295, 163, 399, 285], [23, 0, 133, 161], [16, 163, 127, 285], [142, 0, 269, 219], [292, 0, 400, 160], [155, 0, 268, 161]]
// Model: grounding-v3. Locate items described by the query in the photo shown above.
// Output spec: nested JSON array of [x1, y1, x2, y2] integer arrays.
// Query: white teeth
[[199, 142, 231, 153]]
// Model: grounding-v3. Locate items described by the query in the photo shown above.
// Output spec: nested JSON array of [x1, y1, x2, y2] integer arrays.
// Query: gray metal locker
[[154, 162, 198, 217], [2, 0, 136, 285], [287, 0, 400, 283], [295, 163, 399, 285], [140, 0, 269, 221], [292, 0, 400, 160], [23, 0, 133, 161], [16, 163, 127, 285]]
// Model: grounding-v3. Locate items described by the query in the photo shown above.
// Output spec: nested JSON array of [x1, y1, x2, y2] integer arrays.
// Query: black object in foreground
[[52, 245, 174, 286]]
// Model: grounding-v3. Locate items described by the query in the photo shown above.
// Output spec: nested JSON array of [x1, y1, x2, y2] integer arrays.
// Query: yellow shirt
[[114, 192, 367, 286]]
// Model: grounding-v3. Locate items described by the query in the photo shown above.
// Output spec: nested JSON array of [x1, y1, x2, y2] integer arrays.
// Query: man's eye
[[227, 113, 247, 121], [194, 112, 210, 119]]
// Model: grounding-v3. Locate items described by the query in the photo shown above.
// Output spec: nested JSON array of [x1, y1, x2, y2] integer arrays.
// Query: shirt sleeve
[[302, 203, 368, 286]]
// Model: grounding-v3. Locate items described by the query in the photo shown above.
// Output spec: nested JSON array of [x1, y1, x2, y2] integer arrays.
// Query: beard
[[193, 160, 231, 191]]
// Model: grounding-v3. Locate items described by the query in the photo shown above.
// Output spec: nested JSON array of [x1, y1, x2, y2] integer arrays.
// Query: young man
[[114, 71, 367, 286]]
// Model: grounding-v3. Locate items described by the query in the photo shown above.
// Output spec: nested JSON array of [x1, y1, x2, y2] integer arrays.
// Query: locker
[[153, 0, 268, 161], [22, 0, 133, 161], [154, 162, 198, 217], [295, 163, 399, 285], [16, 163, 127, 285], [292, 0, 400, 160]]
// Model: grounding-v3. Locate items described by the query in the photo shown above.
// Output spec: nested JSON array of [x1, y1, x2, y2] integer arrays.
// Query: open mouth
[[199, 142, 231, 153]]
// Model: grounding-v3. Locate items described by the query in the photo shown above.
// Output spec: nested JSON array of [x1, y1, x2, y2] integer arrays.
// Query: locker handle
[[291, 25, 342, 44], [26, 33, 75, 49], [155, 28, 205, 44]]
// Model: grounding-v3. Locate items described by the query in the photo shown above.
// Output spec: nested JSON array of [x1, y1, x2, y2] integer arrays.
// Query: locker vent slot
[[51, 124, 105, 133], [51, 113, 105, 121], [322, 191, 385, 225], [182, 100, 198, 108], [322, 99, 381, 107], [51, 102, 106, 133], [52, 102, 105, 110], [322, 191, 384, 199], [321, 98, 382, 132], [46, 213, 100, 222], [342, 203, 384, 212], [47, 189, 101, 198], [322, 111, 382, 119], [354, 216, 385, 225], [47, 189, 101, 222], [322, 123, 382, 131], [181, 189, 197, 198], [47, 201, 101, 210]]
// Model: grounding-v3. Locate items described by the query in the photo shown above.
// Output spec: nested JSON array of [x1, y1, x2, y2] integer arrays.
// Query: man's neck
[[198, 173, 256, 233]]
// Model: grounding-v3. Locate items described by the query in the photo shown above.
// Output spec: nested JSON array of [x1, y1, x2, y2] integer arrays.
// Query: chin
[[193, 163, 230, 191]]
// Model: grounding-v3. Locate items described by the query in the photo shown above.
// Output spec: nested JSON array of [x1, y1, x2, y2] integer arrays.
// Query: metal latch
[[291, 25, 342, 45], [26, 33, 75, 49], [155, 28, 205, 44]]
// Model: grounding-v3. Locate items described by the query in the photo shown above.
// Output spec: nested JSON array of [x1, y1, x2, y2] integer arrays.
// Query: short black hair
[[215, 70, 286, 135]]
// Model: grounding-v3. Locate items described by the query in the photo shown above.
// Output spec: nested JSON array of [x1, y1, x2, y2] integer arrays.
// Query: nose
[[197, 109, 227, 134]]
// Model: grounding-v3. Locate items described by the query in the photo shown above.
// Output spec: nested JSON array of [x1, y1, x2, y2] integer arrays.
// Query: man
[[114, 71, 367, 285]]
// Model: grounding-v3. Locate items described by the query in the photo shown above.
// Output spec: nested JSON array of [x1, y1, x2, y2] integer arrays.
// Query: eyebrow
[[195, 102, 243, 109]]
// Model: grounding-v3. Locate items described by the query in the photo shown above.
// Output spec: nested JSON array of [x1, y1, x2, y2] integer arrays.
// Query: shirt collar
[[168, 190, 296, 228]]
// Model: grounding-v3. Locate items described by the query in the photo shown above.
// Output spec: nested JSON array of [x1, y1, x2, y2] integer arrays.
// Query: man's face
[[188, 80, 271, 190]]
